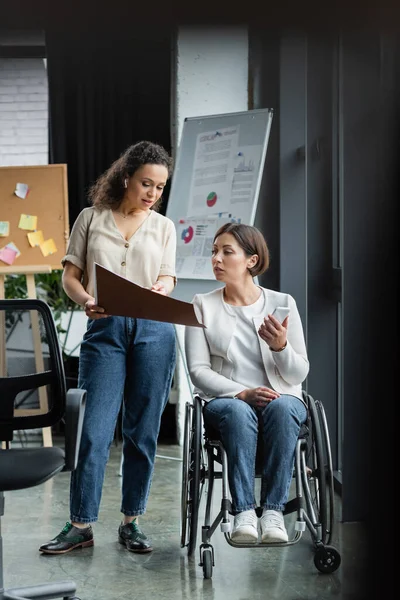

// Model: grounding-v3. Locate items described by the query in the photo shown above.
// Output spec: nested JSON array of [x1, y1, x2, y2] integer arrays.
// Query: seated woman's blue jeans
[[70, 316, 176, 523], [203, 395, 307, 514]]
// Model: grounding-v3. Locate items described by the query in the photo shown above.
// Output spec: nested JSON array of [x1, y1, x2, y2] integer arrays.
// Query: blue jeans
[[203, 395, 307, 513], [70, 316, 176, 523]]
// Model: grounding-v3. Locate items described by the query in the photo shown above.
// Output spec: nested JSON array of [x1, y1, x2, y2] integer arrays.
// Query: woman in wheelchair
[[185, 223, 309, 545]]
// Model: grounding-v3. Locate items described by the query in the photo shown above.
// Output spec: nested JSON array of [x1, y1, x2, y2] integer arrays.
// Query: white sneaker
[[231, 509, 258, 543], [260, 509, 288, 543]]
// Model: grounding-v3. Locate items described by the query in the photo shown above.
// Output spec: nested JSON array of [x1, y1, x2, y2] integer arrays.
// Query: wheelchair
[[180, 391, 341, 579]]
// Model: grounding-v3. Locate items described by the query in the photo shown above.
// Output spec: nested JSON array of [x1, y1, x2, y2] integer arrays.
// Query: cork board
[[0, 164, 69, 270]]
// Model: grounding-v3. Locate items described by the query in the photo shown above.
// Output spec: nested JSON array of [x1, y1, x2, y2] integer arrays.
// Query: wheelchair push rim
[[306, 394, 335, 545], [180, 398, 204, 556]]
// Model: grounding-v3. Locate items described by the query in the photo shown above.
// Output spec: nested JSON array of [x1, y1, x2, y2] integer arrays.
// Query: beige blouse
[[61, 206, 177, 297]]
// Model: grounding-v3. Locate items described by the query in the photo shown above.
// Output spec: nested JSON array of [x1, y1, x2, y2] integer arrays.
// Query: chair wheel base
[[3, 580, 77, 600]]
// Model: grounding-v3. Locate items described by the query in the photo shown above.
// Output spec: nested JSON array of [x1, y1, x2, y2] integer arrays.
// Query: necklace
[[114, 208, 152, 219], [114, 209, 151, 224]]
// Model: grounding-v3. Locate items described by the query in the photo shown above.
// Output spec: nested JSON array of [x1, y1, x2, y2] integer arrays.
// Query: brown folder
[[93, 263, 205, 328]]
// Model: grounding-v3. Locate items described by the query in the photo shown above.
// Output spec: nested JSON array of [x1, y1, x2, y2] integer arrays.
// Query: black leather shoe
[[39, 522, 94, 554], [118, 521, 153, 553]]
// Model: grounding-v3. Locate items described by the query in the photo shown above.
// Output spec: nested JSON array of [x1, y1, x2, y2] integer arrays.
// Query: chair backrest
[[0, 298, 67, 442]]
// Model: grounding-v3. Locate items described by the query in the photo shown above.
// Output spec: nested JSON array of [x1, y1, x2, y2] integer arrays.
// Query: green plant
[[4, 270, 80, 340], [4, 273, 28, 300], [35, 270, 77, 331]]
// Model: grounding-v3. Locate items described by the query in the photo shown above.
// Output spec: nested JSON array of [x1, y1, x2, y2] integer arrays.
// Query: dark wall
[[304, 35, 339, 469], [249, 28, 399, 526], [340, 33, 381, 522], [340, 32, 398, 522], [46, 26, 173, 226], [250, 31, 339, 472], [251, 33, 280, 293]]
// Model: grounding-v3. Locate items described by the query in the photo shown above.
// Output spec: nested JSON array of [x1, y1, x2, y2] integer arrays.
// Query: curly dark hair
[[88, 140, 173, 211]]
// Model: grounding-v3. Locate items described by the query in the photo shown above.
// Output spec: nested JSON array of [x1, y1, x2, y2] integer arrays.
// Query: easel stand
[[0, 265, 53, 447]]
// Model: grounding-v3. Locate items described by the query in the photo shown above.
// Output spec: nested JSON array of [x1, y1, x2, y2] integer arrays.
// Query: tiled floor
[[2, 442, 369, 599]]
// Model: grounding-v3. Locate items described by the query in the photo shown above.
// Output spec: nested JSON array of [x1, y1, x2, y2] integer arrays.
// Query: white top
[[185, 287, 309, 402], [61, 206, 177, 297], [225, 292, 271, 389]]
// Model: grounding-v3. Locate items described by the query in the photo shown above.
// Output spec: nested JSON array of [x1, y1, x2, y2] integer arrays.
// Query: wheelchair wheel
[[180, 397, 203, 556], [306, 394, 334, 545]]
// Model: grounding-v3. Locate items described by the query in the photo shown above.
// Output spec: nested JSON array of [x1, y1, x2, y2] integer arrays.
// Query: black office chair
[[0, 299, 86, 600]]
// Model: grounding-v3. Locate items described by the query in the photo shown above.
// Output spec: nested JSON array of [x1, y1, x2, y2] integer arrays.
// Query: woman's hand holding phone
[[258, 306, 289, 351]]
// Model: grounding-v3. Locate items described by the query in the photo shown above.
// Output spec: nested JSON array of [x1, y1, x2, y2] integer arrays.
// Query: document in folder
[[93, 263, 205, 328]]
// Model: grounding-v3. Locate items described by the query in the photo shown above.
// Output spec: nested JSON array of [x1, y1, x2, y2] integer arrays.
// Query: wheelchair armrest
[[63, 388, 87, 472]]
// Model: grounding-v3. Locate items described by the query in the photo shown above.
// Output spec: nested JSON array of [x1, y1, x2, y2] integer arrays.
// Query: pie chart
[[207, 191, 218, 208], [182, 226, 194, 244]]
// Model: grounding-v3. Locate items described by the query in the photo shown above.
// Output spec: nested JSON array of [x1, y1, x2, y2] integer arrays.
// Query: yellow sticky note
[[40, 238, 57, 257], [18, 214, 38, 231], [27, 230, 44, 247], [0, 221, 10, 236]]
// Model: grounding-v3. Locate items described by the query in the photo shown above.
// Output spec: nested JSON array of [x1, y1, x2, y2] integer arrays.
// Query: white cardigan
[[184, 287, 309, 402]]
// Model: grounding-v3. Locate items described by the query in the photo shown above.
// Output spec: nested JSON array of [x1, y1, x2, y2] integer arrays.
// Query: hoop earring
[[124, 179, 128, 188]]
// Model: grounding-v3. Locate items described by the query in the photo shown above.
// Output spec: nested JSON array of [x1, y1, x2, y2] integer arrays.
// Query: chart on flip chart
[[166, 108, 273, 300]]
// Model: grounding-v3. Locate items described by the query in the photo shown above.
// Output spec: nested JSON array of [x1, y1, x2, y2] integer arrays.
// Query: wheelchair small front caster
[[200, 543, 214, 579], [314, 545, 341, 573], [202, 548, 213, 579]]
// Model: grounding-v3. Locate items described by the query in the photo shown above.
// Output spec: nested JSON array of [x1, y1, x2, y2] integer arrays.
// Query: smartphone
[[271, 306, 290, 323]]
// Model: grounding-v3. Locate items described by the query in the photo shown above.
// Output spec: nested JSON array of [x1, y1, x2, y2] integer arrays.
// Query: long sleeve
[[184, 295, 247, 398], [270, 295, 309, 386]]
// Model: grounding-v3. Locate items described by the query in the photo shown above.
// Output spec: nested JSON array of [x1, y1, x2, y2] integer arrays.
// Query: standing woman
[[40, 141, 177, 554]]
